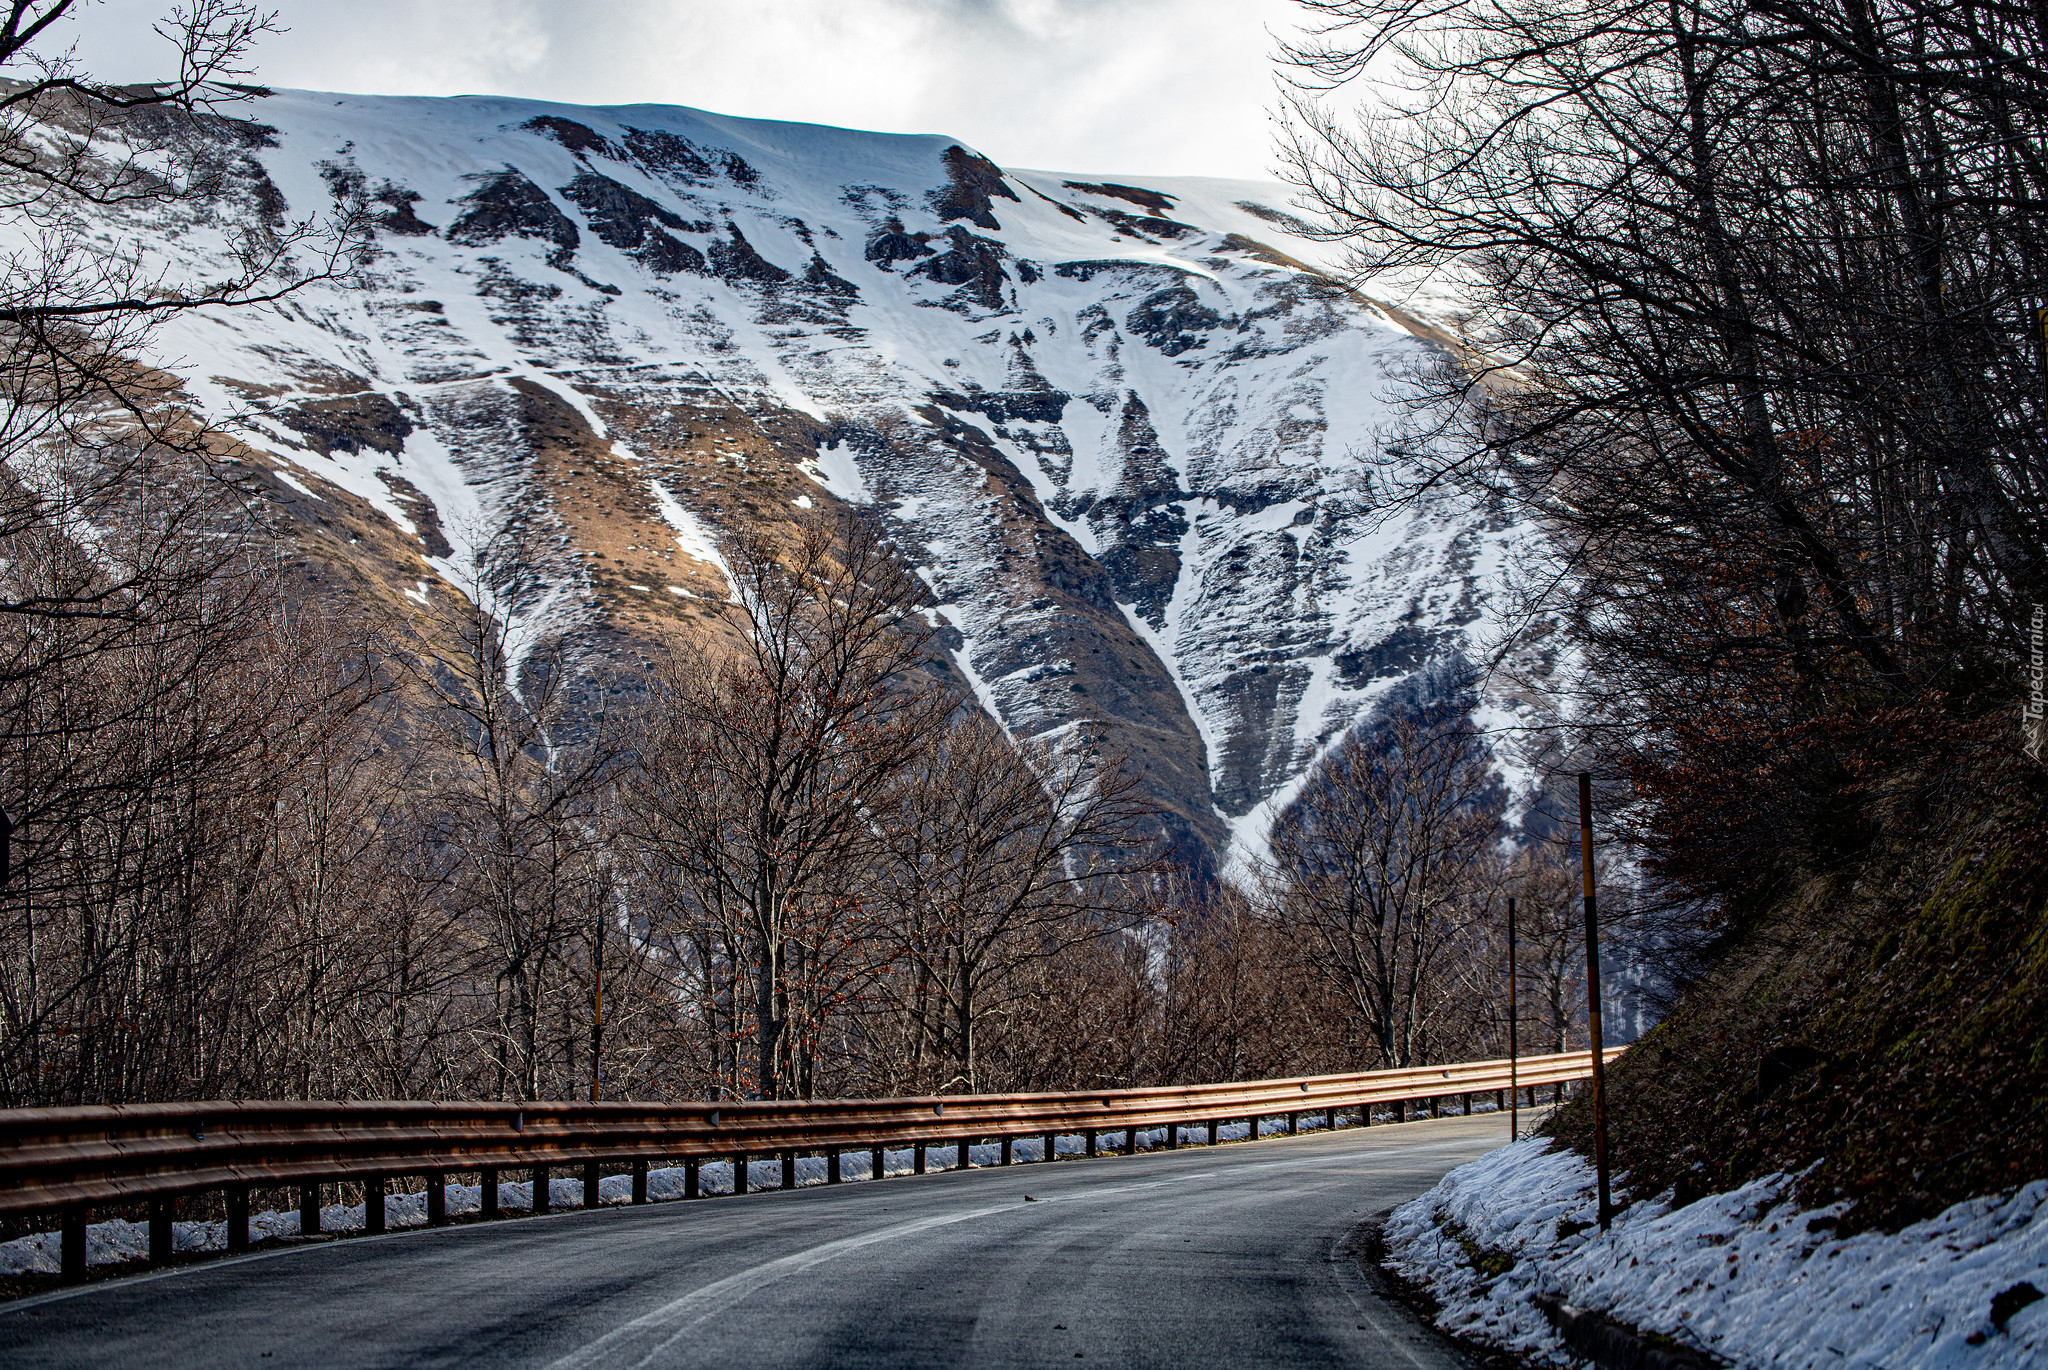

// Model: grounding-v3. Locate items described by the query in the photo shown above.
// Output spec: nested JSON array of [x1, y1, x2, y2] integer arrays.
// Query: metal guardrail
[[1, 1048, 1617, 1281]]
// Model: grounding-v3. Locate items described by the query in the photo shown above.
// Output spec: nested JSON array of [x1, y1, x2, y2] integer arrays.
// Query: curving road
[[0, 1114, 1507, 1369]]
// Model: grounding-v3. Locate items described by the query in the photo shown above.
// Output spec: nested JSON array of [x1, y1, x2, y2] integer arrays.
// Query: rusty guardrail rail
[[0, 1047, 1618, 1282]]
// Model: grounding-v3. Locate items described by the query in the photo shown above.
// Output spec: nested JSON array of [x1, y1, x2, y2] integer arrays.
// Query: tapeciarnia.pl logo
[[2026, 604, 2046, 763]]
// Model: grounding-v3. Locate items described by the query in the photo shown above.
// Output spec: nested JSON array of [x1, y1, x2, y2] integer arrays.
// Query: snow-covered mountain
[[121, 89, 1540, 870]]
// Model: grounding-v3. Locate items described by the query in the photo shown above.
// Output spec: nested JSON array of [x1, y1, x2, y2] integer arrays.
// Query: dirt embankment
[[1551, 769, 2048, 1234]]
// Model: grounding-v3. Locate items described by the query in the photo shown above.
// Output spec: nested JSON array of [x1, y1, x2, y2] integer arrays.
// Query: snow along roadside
[[1383, 1137, 2048, 1370]]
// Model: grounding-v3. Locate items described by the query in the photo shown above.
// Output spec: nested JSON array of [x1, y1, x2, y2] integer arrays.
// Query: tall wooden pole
[[1507, 895, 1519, 1142], [589, 902, 604, 1102], [1578, 772, 1612, 1230]]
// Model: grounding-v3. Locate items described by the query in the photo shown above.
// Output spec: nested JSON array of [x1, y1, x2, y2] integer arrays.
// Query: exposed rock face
[[1125, 283, 1223, 355], [865, 219, 933, 266], [273, 392, 413, 457], [447, 168, 579, 263], [560, 172, 694, 252], [914, 226, 1010, 310], [931, 144, 1019, 229], [107, 90, 1542, 871]]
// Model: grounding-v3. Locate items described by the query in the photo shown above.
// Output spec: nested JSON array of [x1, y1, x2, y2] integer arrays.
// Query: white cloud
[[60, 0, 1317, 179]]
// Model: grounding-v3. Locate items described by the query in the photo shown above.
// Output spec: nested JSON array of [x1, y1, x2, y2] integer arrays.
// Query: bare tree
[[1143, 874, 1335, 1085], [0, 2, 364, 663], [1277, 0, 2048, 905], [401, 531, 618, 1101], [631, 507, 949, 1099], [1267, 701, 1506, 1069], [867, 709, 1159, 1092]]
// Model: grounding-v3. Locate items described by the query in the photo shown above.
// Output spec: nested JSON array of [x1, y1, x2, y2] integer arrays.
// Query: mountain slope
[[115, 89, 1537, 867]]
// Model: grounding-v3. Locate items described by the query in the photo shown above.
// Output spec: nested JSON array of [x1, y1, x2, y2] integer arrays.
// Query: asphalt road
[[0, 1113, 1508, 1370]]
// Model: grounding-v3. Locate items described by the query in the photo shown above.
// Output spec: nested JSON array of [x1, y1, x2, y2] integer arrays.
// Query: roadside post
[[1578, 772, 1613, 1230], [1508, 895, 1519, 1142]]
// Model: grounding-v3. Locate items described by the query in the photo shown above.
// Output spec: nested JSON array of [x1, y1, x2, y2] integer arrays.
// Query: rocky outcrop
[[865, 218, 934, 266], [447, 168, 579, 265], [709, 224, 792, 283], [930, 145, 1019, 229], [1125, 282, 1223, 355], [913, 226, 1010, 310]]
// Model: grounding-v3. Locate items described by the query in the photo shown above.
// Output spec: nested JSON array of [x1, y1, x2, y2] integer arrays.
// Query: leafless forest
[[17, 0, 2040, 1118], [0, 424, 1578, 1107], [0, 3, 1606, 1110]]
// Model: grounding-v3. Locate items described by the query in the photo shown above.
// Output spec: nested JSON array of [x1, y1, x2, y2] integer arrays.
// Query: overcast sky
[[61, 0, 1328, 181]]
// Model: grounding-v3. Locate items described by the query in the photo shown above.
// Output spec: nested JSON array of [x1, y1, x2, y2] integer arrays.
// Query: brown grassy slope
[[1550, 771, 2048, 1234]]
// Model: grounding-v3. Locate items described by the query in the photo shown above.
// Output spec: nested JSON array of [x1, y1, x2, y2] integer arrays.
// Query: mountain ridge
[[95, 86, 1542, 868]]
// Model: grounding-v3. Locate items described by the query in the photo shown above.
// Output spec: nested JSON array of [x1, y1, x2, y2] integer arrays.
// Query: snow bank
[[1384, 1137, 2048, 1370]]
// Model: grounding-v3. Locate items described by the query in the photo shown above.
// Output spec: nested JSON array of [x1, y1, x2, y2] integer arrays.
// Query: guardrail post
[[1462, 1093, 1472, 1116], [149, 1197, 173, 1262], [632, 1160, 649, 1204], [1085, 1130, 1097, 1157], [583, 1162, 601, 1208], [426, 1173, 447, 1226], [1000, 1136, 1013, 1165], [827, 1152, 841, 1184], [532, 1165, 550, 1214], [869, 1147, 884, 1180], [226, 1184, 250, 1253], [482, 1168, 500, 1218], [1394, 1100, 1407, 1123], [1165, 1124, 1178, 1150], [781, 1151, 797, 1190], [1286, 1111, 1299, 1135], [60, 1205, 86, 1282], [683, 1157, 700, 1199], [1245, 1114, 1258, 1141], [733, 1155, 749, 1195], [364, 1176, 385, 1235], [1042, 1131, 1056, 1162], [1206, 1120, 1218, 1146], [913, 1143, 926, 1175], [955, 1139, 969, 1170], [299, 1183, 321, 1237]]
